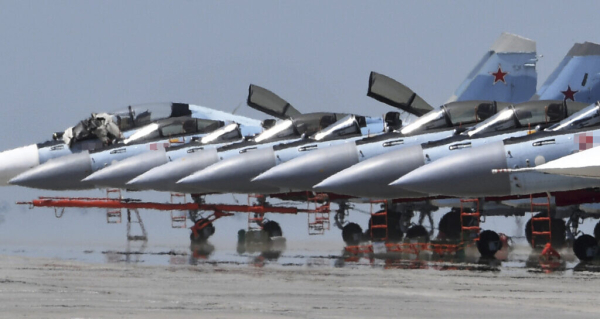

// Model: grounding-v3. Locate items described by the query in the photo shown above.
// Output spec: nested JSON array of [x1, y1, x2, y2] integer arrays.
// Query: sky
[[1, 1, 600, 252]]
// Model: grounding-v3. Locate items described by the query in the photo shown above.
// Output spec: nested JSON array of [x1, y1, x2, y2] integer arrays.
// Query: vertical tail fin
[[533, 42, 600, 103], [448, 33, 537, 104]]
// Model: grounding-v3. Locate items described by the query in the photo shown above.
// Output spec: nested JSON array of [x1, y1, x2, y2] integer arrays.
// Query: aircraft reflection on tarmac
[[95, 240, 600, 274]]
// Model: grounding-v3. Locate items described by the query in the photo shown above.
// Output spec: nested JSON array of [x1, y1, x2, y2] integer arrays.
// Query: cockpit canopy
[[311, 115, 365, 141], [123, 117, 225, 145], [199, 123, 243, 144], [60, 102, 194, 147], [466, 100, 589, 136], [111, 103, 192, 131], [400, 100, 506, 135], [253, 112, 347, 143], [547, 102, 600, 131]]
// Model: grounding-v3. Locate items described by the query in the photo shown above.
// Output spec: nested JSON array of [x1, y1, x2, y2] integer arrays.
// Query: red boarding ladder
[[170, 193, 188, 228], [247, 194, 265, 231], [530, 194, 552, 249], [306, 192, 330, 235], [459, 198, 481, 242], [106, 189, 122, 224], [370, 200, 388, 242]]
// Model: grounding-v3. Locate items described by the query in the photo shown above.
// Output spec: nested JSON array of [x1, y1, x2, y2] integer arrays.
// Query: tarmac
[[1, 250, 600, 319]]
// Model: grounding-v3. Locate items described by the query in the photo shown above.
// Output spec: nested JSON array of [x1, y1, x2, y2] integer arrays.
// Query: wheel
[[438, 209, 476, 240], [594, 221, 600, 240], [477, 230, 502, 258], [367, 210, 403, 242], [573, 234, 599, 262], [525, 213, 566, 248], [262, 221, 282, 238], [342, 222, 363, 246], [190, 218, 215, 243], [406, 225, 430, 242]]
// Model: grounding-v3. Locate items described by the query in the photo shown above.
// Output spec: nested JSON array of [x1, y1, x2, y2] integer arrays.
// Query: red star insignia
[[490, 64, 508, 84], [561, 85, 579, 101]]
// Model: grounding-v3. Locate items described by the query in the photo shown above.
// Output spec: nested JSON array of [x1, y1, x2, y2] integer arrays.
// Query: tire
[[342, 223, 363, 246], [438, 209, 476, 241], [594, 221, 600, 241], [525, 213, 566, 248], [477, 230, 502, 258], [262, 221, 282, 238], [573, 234, 599, 262], [406, 225, 430, 242], [367, 210, 403, 242], [190, 218, 215, 243]]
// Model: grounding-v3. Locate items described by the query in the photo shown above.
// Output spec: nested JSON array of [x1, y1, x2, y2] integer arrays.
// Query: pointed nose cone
[[0, 144, 40, 185], [389, 141, 511, 197], [313, 145, 428, 199], [82, 150, 168, 189], [127, 149, 220, 192], [178, 148, 279, 194], [9, 152, 93, 190], [253, 143, 360, 191]]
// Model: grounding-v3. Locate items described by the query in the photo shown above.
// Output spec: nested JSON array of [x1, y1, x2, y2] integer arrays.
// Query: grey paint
[[83, 150, 169, 188], [127, 148, 220, 193], [391, 141, 511, 197], [9, 152, 94, 190], [315, 144, 427, 199], [254, 142, 361, 191], [178, 148, 279, 194]]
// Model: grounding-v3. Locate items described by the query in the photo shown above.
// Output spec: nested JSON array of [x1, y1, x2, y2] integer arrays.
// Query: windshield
[[112, 103, 181, 131], [466, 107, 518, 137], [254, 119, 296, 143], [312, 115, 361, 141], [200, 123, 242, 144], [123, 123, 161, 144], [400, 108, 447, 135], [548, 102, 600, 131]]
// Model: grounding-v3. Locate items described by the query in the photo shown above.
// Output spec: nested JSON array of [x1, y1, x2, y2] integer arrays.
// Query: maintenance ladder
[[170, 193, 188, 228], [307, 193, 330, 235], [460, 198, 481, 241], [106, 189, 123, 224], [530, 194, 552, 248], [370, 200, 389, 242], [247, 194, 265, 231]]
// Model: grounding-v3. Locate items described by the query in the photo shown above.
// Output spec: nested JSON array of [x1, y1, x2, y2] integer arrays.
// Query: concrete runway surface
[[1, 254, 600, 319]]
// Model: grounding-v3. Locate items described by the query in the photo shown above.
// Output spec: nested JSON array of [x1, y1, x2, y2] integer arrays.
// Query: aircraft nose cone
[[177, 148, 279, 194], [314, 145, 427, 199], [253, 143, 360, 191], [127, 149, 220, 192], [389, 141, 511, 197], [9, 152, 93, 190], [82, 150, 168, 188], [0, 144, 40, 185]]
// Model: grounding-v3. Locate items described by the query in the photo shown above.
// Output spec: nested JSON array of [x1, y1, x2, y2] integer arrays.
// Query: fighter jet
[[174, 33, 540, 194], [390, 102, 600, 198], [77, 85, 352, 190], [8, 85, 362, 191], [309, 42, 600, 198], [123, 33, 537, 194], [0, 102, 263, 185]]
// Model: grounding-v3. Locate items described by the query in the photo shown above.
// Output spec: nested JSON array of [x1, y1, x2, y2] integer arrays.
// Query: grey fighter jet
[[307, 42, 600, 198], [123, 33, 538, 194], [390, 102, 600, 198], [173, 33, 540, 194], [0, 102, 263, 186]]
